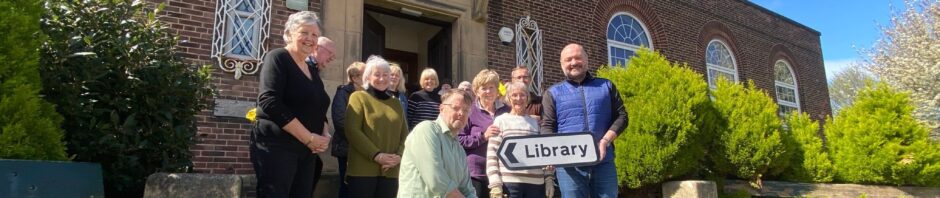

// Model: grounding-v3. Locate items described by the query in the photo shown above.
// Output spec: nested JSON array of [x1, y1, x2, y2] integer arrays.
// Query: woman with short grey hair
[[344, 55, 408, 198], [251, 11, 331, 198]]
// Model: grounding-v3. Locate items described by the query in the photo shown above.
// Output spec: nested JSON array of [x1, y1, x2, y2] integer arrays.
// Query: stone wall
[[724, 180, 940, 198]]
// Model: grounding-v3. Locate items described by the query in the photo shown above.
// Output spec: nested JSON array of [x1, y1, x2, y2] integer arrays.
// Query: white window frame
[[705, 39, 738, 88], [606, 12, 652, 67], [211, 0, 272, 79], [774, 59, 801, 115]]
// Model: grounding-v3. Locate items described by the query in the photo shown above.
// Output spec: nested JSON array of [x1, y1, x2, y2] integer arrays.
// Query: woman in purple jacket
[[458, 69, 509, 197]]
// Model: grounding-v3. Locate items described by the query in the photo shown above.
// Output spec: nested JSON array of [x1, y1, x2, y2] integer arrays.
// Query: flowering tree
[[828, 65, 875, 114], [861, 0, 940, 137]]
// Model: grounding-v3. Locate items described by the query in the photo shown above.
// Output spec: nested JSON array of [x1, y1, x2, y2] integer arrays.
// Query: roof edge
[[740, 0, 822, 36]]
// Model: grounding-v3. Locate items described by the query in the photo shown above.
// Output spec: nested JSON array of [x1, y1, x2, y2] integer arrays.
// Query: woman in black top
[[407, 68, 442, 129], [251, 11, 331, 198]]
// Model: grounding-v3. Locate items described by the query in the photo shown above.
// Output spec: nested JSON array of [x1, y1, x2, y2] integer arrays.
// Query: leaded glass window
[[774, 60, 800, 116], [606, 12, 651, 67], [705, 39, 738, 88]]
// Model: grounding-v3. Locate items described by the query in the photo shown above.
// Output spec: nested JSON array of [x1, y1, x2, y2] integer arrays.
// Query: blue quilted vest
[[548, 74, 616, 162]]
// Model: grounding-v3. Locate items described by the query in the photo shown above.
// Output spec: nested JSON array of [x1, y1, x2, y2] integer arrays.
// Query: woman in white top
[[485, 82, 552, 198]]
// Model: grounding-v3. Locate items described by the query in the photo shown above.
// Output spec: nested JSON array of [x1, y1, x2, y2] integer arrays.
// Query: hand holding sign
[[496, 132, 599, 170]]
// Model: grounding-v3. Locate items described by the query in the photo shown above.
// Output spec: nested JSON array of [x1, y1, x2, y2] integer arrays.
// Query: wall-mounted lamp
[[400, 7, 423, 17], [498, 27, 514, 45]]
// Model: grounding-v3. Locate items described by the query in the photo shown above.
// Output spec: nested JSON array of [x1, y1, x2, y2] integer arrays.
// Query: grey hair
[[283, 11, 321, 43], [503, 82, 529, 104], [441, 89, 472, 107], [362, 55, 391, 89]]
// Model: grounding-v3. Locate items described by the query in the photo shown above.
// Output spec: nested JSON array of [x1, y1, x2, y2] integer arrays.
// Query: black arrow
[[504, 142, 519, 163]]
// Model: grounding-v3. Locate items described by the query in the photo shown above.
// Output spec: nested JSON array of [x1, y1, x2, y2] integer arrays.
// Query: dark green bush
[[598, 48, 712, 188], [709, 79, 785, 186], [826, 82, 939, 186], [39, 0, 212, 196], [778, 112, 833, 183], [0, 0, 67, 160]]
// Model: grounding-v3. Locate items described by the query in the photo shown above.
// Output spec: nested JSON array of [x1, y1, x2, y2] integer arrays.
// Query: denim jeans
[[555, 160, 618, 198]]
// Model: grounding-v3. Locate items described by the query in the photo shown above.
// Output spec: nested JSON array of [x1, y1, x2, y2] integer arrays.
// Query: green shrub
[[778, 112, 833, 183], [39, 0, 212, 196], [826, 82, 939, 186], [598, 48, 712, 188], [0, 0, 67, 160], [709, 78, 785, 185]]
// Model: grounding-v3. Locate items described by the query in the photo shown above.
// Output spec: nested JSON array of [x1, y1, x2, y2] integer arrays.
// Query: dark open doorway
[[362, 5, 452, 94]]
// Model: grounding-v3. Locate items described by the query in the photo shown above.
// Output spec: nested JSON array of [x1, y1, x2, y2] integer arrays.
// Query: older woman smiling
[[251, 11, 332, 198]]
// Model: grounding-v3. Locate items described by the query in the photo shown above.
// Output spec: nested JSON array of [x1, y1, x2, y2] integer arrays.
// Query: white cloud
[[824, 58, 860, 81]]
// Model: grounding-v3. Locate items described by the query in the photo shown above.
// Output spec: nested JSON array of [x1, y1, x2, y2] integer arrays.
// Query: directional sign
[[496, 132, 599, 170]]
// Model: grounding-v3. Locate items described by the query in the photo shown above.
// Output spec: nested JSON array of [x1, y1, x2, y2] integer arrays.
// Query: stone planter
[[662, 180, 718, 198]]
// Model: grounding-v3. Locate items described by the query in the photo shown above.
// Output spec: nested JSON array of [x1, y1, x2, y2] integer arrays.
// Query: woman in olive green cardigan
[[343, 55, 408, 198]]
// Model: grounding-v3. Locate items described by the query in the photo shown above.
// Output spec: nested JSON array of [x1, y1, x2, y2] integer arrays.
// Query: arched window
[[705, 39, 738, 88], [606, 12, 651, 67], [774, 60, 800, 116]]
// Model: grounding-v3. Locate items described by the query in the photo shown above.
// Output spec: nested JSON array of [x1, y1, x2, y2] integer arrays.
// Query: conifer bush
[[598, 48, 712, 188], [778, 112, 833, 183], [709, 79, 785, 186], [825, 82, 940, 186], [0, 0, 67, 161], [39, 0, 212, 196]]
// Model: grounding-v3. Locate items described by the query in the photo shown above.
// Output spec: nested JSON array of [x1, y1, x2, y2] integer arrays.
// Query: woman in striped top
[[486, 82, 551, 198], [407, 68, 442, 129]]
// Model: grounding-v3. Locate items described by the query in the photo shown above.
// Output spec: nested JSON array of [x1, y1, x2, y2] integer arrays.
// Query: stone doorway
[[362, 5, 453, 93]]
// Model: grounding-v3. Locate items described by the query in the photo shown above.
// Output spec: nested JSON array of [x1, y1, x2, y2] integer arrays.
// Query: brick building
[[146, 0, 831, 178]]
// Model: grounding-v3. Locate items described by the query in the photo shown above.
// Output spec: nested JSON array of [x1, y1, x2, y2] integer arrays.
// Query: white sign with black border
[[496, 132, 599, 170]]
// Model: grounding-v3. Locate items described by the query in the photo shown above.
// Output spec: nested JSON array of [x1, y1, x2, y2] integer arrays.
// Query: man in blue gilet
[[541, 43, 628, 198]]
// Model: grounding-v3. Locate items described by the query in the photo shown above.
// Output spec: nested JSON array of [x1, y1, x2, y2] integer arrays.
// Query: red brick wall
[[147, 0, 321, 174], [150, 0, 832, 175], [486, 0, 832, 121]]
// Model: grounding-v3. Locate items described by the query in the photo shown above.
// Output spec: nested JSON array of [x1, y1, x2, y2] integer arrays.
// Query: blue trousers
[[555, 160, 618, 198]]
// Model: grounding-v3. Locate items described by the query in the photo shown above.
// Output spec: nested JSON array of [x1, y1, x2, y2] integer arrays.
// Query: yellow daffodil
[[245, 107, 257, 123]]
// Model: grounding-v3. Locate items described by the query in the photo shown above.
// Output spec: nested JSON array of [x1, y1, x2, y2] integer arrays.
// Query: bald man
[[541, 43, 627, 198], [305, 36, 336, 69]]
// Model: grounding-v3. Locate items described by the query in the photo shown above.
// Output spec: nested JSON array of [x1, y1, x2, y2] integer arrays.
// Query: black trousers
[[471, 177, 490, 198], [250, 143, 322, 198], [346, 176, 398, 198], [336, 157, 349, 198], [504, 183, 546, 198]]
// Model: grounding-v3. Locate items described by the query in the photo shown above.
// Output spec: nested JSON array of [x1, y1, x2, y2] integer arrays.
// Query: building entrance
[[362, 5, 453, 93]]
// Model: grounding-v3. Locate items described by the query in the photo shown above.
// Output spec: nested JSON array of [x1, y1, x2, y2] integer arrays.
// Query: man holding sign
[[541, 43, 628, 198]]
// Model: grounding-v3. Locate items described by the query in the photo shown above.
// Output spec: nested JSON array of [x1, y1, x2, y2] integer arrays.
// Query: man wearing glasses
[[398, 89, 478, 198]]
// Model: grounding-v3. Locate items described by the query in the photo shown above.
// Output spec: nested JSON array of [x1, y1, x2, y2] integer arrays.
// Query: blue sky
[[750, 0, 905, 81]]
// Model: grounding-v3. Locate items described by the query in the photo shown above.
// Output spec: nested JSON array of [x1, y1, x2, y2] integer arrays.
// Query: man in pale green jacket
[[398, 89, 477, 198]]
